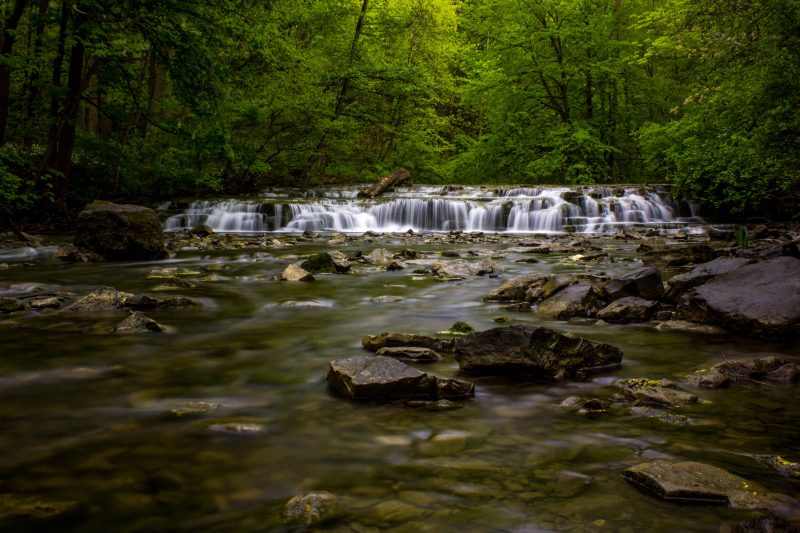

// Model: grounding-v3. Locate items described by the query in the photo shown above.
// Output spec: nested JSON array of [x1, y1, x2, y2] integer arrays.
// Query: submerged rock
[[327, 355, 474, 401], [623, 461, 771, 509], [113, 311, 167, 334], [618, 378, 698, 407], [362, 332, 454, 353], [278, 264, 315, 282], [0, 494, 83, 527], [68, 287, 134, 312], [690, 356, 800, 389], [0, 297, 28, 314], [53, 243, 104, 263], [485, 274, 548, 301], [597, 297, 659, 323], [454, 325, 623, 380], [74, 201, 166, 260], [29, 296, 62, 309], [284, 492, 339, 525], [376, 346, 443, 362], [678, 257, 800, 337], [536, 283, 598, 320]]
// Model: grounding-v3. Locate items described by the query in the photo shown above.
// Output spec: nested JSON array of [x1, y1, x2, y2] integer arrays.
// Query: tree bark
[[0, 0, 28, 146], [357, 167, 411, 198]]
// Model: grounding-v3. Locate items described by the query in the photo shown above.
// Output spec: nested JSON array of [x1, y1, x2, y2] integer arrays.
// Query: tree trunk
[[357, 167, 411, 198], [0, 0, 28, 147], [23, 0, 51, 150]]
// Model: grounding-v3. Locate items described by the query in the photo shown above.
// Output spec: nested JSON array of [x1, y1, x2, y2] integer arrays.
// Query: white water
[[163, 185, 700, 234]]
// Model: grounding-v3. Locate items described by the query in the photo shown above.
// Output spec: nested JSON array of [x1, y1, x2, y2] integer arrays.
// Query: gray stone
[[113, 311, 167, 334], [376, 347, 443, 362], [653, 320, 726, 335], [278, 264, 315, 282], [432, 259, 496, 279], [362, 332, 454, 353], [697, 356, 800, 386], [536, 283, 597, 320], [367, 248, 394, 266], [665, 257, 753, 299], [284, 492, 339, 525], [596, 297, 659, 323], [74, 201, 166, 260], [454, 325, 623, 380], [486, 274, 548, 301], [678, 257, 800, 337], [327, 355, 474, 401], [600, 267, 664, 301]]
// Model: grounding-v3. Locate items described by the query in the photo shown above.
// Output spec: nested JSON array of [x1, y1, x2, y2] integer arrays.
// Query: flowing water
[[0, 197, 798, 531]]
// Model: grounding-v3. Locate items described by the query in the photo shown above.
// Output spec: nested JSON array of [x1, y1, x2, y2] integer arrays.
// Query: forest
[[0, 0, 798, 219]]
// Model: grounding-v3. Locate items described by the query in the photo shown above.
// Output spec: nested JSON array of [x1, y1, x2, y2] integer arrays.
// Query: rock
[[665, 257, 754, 299], [327, 355, 474, 401], [150, 276, 196, 290], [386, 260, 406, 271], [74, 201, 166, 260], [53, 243, 104, 263], [188, 224, 214, 237], [724, 515, 800, 533], [376, 347, 443, 362], [362, 332, 454, 353], [600, 267, 664, 301], [371, 295, 404, 304], [207, 422, 265, 434], [596, 297, 659, 323], [284, 492, 339, 525], [454, 325, 623, 380], [278, 264, 315, 282], [328, 251, 352, 272], [30, 296, 62, 309], [0, 494, 83, 527], [536, 283, 597, 320], [440, 321, 476, 335], [367, 248, 394, 266], [113, 311, 167, 334], [418, 431, 469, 456], [431, 259, 495, 279], [679, 257, 800, 337], [529, 274, 578, 302], [692, 356, 800, 387], [68, 287, 134, 312], [372, 500, 427, 522], [618, 378, 698, 407], [622, 461, 772, 509], [753, 456, 800, 479], [653, 320, 726, 335], [0, 297, 28, 314], [300, 253, 339, 274], [642, 245, 717, 267], [486, 274, 549, 301], [126, 295, 198, 309]]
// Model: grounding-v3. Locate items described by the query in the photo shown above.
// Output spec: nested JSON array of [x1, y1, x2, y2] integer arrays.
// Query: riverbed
[[0, 232, 798, 531]]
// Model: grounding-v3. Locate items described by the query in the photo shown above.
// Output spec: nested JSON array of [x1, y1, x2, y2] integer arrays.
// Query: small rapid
[[163, 185, 700, 234]]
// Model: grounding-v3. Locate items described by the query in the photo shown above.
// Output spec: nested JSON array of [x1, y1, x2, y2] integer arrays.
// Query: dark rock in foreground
[[535, 283, 597, 320], [362, 332, 454, 353], [327, 355, 474, 401], [74, 201, 166, 260], [454, 325, 622, 380], [665, 256, 753, 300], [623, 461, 775, 510], [600, 267, 664, 301], [678, 257, 800, 337]]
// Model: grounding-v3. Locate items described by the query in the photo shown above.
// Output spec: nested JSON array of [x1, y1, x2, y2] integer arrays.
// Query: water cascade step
[[163, 185, 700, 234]]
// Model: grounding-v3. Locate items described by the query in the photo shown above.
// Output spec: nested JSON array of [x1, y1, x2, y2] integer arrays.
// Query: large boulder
[[665, 256, 753, 299], [600, 267, 664, 301], [327, 355, 474, 401], [536, 283, 598, 320], [486, 274, 548, 301], [597, 297, 659, 323], [678, 256, 800, 337], [454, 325, 623, 380], [74, 201, 166, 260]]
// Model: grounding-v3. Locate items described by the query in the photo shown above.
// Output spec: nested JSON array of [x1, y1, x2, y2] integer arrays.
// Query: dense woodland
[[0, 0, 798, 219]]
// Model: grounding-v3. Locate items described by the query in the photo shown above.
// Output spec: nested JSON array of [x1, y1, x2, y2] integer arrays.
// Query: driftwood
[[357, 168, 411, 198]]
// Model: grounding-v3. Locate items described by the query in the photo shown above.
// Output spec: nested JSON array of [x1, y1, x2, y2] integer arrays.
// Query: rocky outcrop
[[678, 257, 800, 337], [665, 256, 753, 299], [485, 274, 548, 301], [327, 355, 474, 401], [454, 325, 623, 379], [597, 297, 659, 323], [278, 264, 315, 281], [535, 283, 598, 320], [74, 201, 166, 260], [362, 332, 454, 353]]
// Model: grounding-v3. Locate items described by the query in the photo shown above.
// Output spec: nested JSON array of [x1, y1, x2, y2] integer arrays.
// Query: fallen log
[[357, 168, 411, 198]]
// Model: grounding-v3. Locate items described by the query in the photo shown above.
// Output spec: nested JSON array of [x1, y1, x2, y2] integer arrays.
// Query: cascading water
[[163, 185, 701, 234]]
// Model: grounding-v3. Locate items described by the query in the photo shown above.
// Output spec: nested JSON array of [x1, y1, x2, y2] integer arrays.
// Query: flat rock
[[454, 325, 623, 380], [362, 332, 454, 353], [665, 257, 753, 299], [486, 274, 548, 301], [431, 259, 495, 279], [600, 267, 664, 301], [68, 287, 134, 312], [619, 378, 698, 407], [327, 355, 474, 401], [279, 264, 315, 282], [597, 297, 659, 323], [113, 311, 167, 334], [376, 346, 443, 362], [678, 257, 800, 337], [536, 283, 597, 320], [691, 356, 800, 388], [623, 461, 769, 509]]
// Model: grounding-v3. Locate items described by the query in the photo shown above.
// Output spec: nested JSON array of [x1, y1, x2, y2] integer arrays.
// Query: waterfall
[[163, 185, 697, 234]]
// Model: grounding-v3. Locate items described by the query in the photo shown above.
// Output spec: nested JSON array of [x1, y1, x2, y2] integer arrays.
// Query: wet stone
[[113, 311, 167, 334], [485, 274, 548, 301], [596, 296, 659, 323], [619, 378, 698, 407], [284, 492, 339, 525], [0, 297, 28, 314], [362, 332, 454, 353], [535, 283, 598, 320], [68, 287, 134, 312], [278, 264, 315, 282], [376, 346, 443, 362], [29, 296, 62, 309]]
